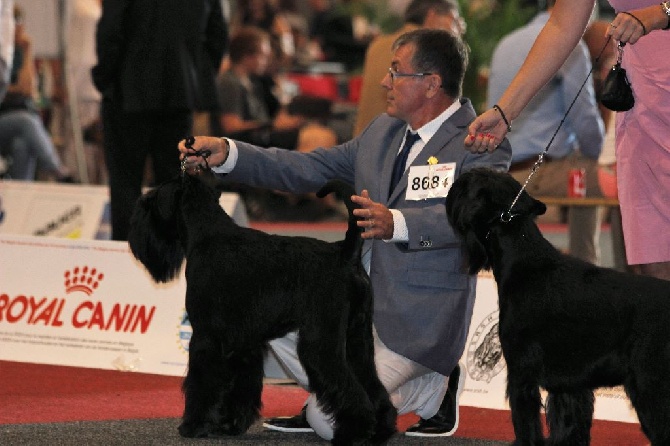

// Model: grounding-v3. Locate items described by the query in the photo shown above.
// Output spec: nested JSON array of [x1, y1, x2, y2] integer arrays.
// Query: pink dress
[[608, 0, 670, 264]]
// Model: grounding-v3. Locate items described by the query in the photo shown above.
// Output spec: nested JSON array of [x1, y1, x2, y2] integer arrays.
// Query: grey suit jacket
[[224, 98, 512, 375]]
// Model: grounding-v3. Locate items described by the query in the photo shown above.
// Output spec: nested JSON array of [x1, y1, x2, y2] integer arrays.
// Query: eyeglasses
[[387, 68, 433, 84]]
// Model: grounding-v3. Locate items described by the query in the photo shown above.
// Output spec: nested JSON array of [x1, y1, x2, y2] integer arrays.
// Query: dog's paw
[[331, 410, 377, 446], [178, 421, 209, 438], [370, 402, 397, 445]]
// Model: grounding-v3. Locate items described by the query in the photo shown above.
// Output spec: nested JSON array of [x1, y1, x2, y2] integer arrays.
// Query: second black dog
[[446, 167, 670, 445], [128, 171, 396, 445]]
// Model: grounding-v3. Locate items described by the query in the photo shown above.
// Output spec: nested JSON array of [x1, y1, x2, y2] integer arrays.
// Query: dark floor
[[0, 419, 509, 446]]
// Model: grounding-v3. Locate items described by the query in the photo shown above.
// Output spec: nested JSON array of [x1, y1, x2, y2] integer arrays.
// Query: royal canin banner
[[0, 234, 190, 376]]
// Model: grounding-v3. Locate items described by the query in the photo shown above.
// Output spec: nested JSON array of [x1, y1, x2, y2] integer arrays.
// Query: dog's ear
[[128, 180, 185, 283], [446, 173, 492, 274], [531, 197, 547, 216], [515, 192, 547, 218], [464, 231, 490, 274], [153, 182, 182, 227]]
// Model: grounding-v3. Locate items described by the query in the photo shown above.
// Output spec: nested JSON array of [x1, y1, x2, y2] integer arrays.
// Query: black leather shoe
[[405, 363, 465, 437], [263, 406, 314, 433]]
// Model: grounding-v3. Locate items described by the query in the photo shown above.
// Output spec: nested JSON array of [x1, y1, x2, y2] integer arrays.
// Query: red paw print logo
[[64, 266, 104, 295]]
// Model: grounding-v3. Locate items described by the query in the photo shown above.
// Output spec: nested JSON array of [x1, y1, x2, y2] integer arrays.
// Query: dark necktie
[[389, 130, 421, 196]]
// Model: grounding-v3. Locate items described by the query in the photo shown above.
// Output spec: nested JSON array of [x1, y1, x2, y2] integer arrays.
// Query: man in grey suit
[[180, 29, 511, 439]]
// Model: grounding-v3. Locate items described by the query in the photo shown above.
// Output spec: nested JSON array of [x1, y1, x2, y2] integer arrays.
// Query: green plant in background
[[458, 0, 537, 112]]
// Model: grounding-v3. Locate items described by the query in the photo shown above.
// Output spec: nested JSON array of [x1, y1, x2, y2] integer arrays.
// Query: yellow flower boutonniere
[[427, 156, 438, 165]]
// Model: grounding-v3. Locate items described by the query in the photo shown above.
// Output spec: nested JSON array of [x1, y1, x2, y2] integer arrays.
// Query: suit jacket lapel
[[387, 99, 475, 203]]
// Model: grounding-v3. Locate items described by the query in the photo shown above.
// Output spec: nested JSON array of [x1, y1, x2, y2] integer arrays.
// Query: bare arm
[[465, 0, 595, 152], [7, 25, 35, 97]]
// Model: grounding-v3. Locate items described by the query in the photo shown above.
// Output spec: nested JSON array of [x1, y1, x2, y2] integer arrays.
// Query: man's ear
[[431, 74, 443, 91], [426, 75, 441, 96]]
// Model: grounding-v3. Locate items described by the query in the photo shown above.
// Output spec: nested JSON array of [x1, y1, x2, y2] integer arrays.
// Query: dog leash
[[181, 136, 212, 176], [502, 36, 613, 223]]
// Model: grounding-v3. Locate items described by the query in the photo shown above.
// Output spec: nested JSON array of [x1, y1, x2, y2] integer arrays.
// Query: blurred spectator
[[213, 26, 303, 149], [92, 0, 227, 241], [0, 0, 14, 103], [277, 0, 323, 70], [306, 0, 333, 54], [233, 0, 295, 71], [214, 26, 340, 220], [354, 0, 465, 136], [64, 0, 105, 184], [215, 25, 337, 151], [320, 0, 379, 72], [0, 4, 72, 182]]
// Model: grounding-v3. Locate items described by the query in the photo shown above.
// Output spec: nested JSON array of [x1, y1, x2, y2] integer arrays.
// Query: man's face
[[382, 44, 431, 123], [249, 40, 272, 75]]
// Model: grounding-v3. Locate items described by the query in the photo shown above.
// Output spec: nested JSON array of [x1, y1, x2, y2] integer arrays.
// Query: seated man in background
[[0, 4, 72, 182], [214, 25, 340, 221], [214, 26, 310, 150]]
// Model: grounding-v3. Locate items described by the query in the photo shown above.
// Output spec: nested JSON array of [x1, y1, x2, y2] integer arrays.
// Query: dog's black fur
[[446, 168, 670, 446], [128, 171, 396, 445]]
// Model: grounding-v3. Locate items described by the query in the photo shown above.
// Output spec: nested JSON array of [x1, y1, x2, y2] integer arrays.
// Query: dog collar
[[485, 211, 523, 240]]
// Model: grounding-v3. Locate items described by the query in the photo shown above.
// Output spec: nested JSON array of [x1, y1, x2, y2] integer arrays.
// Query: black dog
[[446, 167, 670, 445], [128, 171, 396, 445]]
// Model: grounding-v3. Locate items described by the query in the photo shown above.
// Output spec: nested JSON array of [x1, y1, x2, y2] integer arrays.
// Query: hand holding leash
[[178, 136, 229, 173], [464, 108, 508, 153]]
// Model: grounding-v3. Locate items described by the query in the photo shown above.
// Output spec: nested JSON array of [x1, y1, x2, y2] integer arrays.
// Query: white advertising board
[[0, 180, 108, 239], [0, 180, 248, 240], [0, 234, 190, 376]]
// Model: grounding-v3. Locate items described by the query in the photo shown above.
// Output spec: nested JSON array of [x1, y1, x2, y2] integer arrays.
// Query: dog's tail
[[316, 180, 363, 262]]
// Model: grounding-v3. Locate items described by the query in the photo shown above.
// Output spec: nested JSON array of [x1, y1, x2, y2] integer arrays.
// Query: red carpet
[[0, 361, 647, 445]]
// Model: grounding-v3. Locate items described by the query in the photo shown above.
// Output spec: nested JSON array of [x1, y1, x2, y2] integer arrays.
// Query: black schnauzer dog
[[128, 171, 396, 445], [446, 167, 670, 446]]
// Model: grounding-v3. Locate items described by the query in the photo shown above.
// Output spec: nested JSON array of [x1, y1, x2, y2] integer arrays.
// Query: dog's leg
[[345, 274, 397, 444], [298, 298, 377, 445], [545, 390, 593, 446], [216, 346, 265, 435], [507, 372, 545, 445], [180, 331, 225, 437], [179, 331, 263, 438], [626, 378, 670, 445]]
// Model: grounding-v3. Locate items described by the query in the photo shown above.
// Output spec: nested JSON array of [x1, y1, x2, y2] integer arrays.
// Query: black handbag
[[600, 42, 634, 112]]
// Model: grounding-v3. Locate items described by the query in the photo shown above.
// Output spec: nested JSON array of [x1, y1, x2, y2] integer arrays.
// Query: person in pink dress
[[465, 0, 670, 281]]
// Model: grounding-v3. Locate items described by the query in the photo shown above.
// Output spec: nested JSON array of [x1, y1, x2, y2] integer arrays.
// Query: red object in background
[[348, 75, 363, 103], [286, 73, 340, 101], [568, 168, 586, 198]]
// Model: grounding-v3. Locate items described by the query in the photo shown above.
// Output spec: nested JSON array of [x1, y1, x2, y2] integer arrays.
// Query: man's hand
[[352, 190, 394, 240], [178, 136, 228, 173]]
